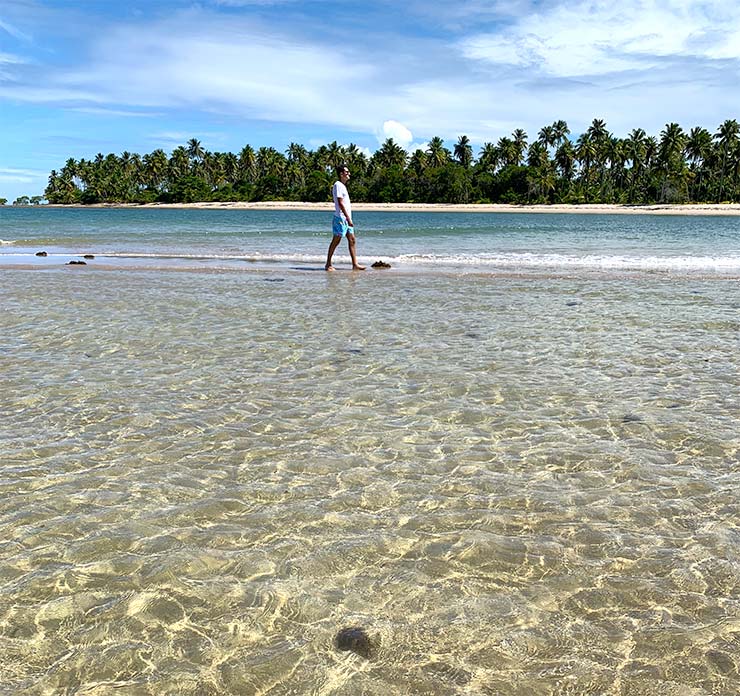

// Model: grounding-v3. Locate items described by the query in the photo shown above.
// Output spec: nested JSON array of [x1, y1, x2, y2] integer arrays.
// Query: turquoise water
[[2, 207, 740, 274], [1, 209, 739, 694]]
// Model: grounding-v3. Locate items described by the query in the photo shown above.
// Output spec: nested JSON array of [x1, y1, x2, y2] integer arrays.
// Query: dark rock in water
[[83, 254, 95, 259], [371, 260, 391, 269], [68, 260, 87, 265], [566, 300, 579, 307], [263, 277, 285, 282], [334, 626, 379, 660], [35, 251, 48, 257], [622, 413, 643, 423], [464, 331, 481, 339]]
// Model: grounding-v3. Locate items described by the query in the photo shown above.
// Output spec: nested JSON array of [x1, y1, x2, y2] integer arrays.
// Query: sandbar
[[71, 201, 740, 216]]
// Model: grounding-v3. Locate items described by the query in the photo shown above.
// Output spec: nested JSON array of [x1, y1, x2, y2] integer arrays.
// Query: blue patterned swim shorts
[[332, 215, 354, 237]]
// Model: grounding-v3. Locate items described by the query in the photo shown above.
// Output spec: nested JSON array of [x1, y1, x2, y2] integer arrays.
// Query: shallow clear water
[[1, 210, 739, 694]]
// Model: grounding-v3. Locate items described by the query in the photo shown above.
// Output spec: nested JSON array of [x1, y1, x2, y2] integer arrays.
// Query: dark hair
[[336, 164, 349, 176]]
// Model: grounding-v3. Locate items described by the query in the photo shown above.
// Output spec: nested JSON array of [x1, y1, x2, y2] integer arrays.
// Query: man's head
[[337, 165, 350, 182]]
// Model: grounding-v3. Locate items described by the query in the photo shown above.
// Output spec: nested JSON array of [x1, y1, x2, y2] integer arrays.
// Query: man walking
[[325, 165, 365, 271]]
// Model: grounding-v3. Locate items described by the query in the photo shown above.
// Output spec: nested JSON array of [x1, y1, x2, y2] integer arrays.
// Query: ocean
[[1, 207, 739, 694], [2, 206, 740, 274]]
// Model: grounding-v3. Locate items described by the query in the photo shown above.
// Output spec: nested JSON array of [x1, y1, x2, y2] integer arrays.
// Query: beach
[[1, 207, 739, 694], [72, 201, 740, 216]]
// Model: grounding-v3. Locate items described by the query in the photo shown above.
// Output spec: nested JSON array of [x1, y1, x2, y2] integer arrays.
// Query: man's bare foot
[[352, 265, 366, 271], [325, 265, 335, 271]]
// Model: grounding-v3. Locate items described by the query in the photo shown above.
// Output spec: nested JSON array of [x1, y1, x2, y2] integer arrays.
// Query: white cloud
[[0, 50, 27, 78], [0, 166, 46, 183], [71, 107, 161, 118], [380, 120, 413, 147], [212, 0, 297, 5], [43, 14, 378, 133], [459, 0, 740, 77], [0, 1, 738, 157], [147, 131, 226, 148], [0, 18, 31, 42], [378, 121, 429, 153], [0, 51, 24, 64]]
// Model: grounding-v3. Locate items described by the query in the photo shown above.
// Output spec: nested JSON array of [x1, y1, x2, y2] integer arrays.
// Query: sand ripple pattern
[[1, 269, 739, 695]]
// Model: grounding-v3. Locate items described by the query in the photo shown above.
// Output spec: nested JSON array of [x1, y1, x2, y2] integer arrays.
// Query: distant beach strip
[[47, 202, 740, 215]]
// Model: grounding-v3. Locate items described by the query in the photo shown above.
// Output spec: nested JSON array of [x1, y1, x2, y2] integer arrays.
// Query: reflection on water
[[1, 268, 739, 695]]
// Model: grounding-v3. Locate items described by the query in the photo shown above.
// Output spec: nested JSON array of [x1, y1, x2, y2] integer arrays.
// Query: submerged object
[[334, 626, 379, 660], [68, 260, 87, 265], [371, 260, 391, 269], [35, 251, 47, 257]]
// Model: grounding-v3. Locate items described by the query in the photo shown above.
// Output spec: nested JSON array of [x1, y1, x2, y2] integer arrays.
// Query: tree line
[[42, 118, 740, 206]]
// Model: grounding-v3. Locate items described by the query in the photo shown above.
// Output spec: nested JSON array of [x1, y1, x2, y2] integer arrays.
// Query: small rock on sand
[[334, 626, 379, 660]]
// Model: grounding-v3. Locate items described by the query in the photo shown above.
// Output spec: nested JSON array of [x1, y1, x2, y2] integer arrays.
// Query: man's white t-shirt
[[332, 181, 352, 221]]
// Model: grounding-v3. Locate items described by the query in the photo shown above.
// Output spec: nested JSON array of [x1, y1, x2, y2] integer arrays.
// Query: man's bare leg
[[347, 234, 365, 270], [325, 235, 341, 270]]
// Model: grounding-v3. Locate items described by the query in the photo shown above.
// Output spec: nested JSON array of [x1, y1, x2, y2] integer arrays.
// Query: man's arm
[[338, 196, 353, 227]]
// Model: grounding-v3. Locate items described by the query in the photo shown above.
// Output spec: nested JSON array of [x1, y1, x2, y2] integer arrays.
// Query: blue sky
[[1, 0, 739, 201]]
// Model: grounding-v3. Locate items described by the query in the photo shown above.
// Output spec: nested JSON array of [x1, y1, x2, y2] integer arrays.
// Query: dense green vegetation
[[8, 195, 44, 206], [44, 118, 740, 205]]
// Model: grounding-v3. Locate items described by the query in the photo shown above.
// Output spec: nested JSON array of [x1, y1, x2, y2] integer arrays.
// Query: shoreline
[[40, 201, 740, 216]]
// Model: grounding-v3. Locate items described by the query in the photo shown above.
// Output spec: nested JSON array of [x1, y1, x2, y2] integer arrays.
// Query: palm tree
[[603, 137, 628, 202], [118, 151, 138, 200], [325, 141, 346, 172], [527, 141, 550, 169], [526, 141, 555, 202], [537, 125, 555, 150], [527, 163, 556, 202], [256, 147, 286, 179], [287, 142, 308, 165], [454, 135, 473, 168], [60, 157, 79, 190], [143, 149, 169, 191], [238, 145, 257, 182], [552, 120, 570, 147], [575, 134, 596, 201], [344, 143, 368, 177], [222, 152, 239, 185], [587, 119, 609, 144], [729, 141, 740, 200], [555, 140, 576, 197], [408, 148, 428, 177], [478, 142, 499, 173], [623, 128, 648, 202], [286, 142, 310, 191], [511, 129, 528, 165], [714, 119, 740, 201], [685, 127, 712, 167], [170, 146, 190, 179], [658, 122, 687, 201], [644, 136, 659, 171], [584, 119, 611, 195], [497, 137, 519, 168], [374, 138, 408, 169], [426, 137, 450, 168], [203, 151, 226, 189], [684, 127, 712, 201], [187, 138, 205, 165]]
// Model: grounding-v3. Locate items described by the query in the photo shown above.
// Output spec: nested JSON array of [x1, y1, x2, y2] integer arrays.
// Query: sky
[[1, 0, 739, 201]]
